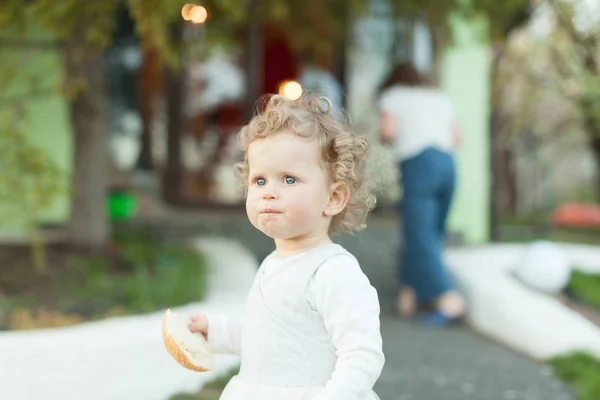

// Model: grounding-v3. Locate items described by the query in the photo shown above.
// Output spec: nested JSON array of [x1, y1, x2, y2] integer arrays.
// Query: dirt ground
[[557, 292, 600, 327], [0, 243, 127, 330]]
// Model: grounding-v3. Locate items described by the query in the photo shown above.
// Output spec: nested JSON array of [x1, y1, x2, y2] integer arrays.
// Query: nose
[[261, 190, 276, 201], [260, 184, 277, 200]]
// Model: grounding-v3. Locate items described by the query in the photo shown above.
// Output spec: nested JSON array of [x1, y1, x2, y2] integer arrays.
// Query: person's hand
[[188, 314, 209, 339]]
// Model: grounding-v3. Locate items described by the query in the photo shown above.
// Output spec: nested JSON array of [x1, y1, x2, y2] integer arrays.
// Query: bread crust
[[162, 309, 212, 372]]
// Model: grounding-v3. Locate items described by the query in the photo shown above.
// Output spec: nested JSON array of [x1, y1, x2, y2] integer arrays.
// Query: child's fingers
[[186, 314, 207, 334], [188, 322, 204, 334]]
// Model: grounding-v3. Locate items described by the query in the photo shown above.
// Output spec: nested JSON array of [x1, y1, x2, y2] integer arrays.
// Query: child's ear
[[324, 182, 350, 217]]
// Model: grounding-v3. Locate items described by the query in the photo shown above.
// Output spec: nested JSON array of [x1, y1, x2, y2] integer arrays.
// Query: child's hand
[[188, 314, 209, 339]]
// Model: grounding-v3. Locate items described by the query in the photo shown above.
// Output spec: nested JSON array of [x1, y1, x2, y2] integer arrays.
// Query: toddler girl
[[188, 94, 385, 400]]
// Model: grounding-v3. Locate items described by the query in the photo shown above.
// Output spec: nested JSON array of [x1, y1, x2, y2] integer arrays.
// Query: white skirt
[[219, 375, 381, 400]]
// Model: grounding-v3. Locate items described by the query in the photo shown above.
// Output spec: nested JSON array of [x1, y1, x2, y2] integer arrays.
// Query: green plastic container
[[108, 190, 138, 220]]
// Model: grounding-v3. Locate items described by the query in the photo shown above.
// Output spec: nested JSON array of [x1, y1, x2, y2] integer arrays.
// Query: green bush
[[121, 245, 207, 313], [548, 352, 600, 400], [44, 229, 207, 320], [68, 229, 208, 315]]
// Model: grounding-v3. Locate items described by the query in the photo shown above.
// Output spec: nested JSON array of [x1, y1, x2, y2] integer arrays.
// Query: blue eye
[[256, 178, 266, 186], [284, 176, 296, 185]]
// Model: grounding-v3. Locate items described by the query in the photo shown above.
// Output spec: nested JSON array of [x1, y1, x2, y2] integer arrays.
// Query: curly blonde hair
[[236, 94, 380, 233]]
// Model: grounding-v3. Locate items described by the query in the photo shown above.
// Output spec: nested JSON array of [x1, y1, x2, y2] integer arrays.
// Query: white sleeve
[[309, 254, 385, 400], [205, 313, 242, 355]]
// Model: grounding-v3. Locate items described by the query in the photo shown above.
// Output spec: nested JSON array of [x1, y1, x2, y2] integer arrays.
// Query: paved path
[[375, 314, 573, 399], [126, 211, 575, 399]]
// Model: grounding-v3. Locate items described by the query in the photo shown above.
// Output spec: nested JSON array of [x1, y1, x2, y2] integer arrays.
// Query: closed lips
[[261, 209, 281, 214]]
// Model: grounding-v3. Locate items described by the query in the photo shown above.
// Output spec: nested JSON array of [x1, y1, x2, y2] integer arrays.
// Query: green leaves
[[0, 109, 66, 226], [0, 0, 536, 72], [0, 107, 66, 273], [0, 0, 120, 49], [467, 0, 531, 40], [128, 0, 187, 68]]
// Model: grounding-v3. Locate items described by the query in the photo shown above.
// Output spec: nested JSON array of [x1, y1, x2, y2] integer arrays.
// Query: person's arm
[[310, 255, 385, 400], [378, 90, 397, 144], [189, 313, 242, 355], [452, 118, 463, 149], [379, 111, 396, 144], [205, 313, 243, 355]]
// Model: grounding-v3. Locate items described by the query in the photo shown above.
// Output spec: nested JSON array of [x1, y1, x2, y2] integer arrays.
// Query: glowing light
[[181, 4, 195, 20], [181, 4, 208, 24], [190, 5, 208, 24], [279, 80, 303, 100]]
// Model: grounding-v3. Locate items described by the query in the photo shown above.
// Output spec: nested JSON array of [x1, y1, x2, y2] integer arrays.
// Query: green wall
[[441, 14, 491, 243], [0, 35, 72, 234]]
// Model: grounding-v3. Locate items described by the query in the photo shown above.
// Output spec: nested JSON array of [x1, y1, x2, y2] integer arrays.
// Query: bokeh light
[[181, 4, 208, 24], [278, 80, 303, 100], [181, 4, 195, 20]]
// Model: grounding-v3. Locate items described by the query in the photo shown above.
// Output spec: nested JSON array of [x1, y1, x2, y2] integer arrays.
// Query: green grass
[[168, 366, 240, 400], [499, 211, 600, 246], [1, 228, 208, 330], [66, 244, 207, 315], [499, 225, 600, 247], [548, 352, 600, 400], [567, 270, 600, 310], [550, 271, 600, 400], [66, 229, 208, 315]]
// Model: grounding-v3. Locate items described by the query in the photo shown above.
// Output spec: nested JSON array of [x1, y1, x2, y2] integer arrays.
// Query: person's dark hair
[[379, 62, 422, 92]]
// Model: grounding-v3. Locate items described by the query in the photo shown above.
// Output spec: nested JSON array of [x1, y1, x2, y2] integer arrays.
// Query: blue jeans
[[399, 147, 455, 305]]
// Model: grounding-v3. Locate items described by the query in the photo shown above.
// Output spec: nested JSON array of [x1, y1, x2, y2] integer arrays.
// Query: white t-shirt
[[379, 85, 456, 161], [206, 243, 384, 400]]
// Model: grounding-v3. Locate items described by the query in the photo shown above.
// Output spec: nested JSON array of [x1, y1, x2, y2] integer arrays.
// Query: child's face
[[245, 131, 332, 241]]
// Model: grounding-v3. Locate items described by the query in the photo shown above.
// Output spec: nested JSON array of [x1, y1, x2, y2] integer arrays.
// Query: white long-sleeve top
[[206, 243, 385, 400]]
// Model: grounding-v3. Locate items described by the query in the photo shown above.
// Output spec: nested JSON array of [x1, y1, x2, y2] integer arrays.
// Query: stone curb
[[446, 243, 600, 360]]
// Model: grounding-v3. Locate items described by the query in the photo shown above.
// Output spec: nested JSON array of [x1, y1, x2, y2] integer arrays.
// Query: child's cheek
[[286, 196, 318, 223]]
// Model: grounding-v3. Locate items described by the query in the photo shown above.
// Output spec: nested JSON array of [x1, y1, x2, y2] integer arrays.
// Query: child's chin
[[261, 230, 286, 240], [259, 228, 295, 240]]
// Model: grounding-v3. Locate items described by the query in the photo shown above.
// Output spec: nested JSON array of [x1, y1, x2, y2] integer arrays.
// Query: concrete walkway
[[375, 314, 572, 400]]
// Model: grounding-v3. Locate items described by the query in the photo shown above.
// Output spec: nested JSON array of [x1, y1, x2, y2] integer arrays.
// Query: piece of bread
[[162, 309, 214, 372]]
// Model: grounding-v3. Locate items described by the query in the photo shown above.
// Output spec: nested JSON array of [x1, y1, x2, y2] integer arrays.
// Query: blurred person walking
[[378, 62, 465, 326]]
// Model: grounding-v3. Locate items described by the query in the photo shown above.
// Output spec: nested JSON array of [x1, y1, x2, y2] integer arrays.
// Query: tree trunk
[[582, 99, 600, 202], [244, 0, 263, 121], [427, 12, 447, 86], [589, 135, 600, 202], [162, 22, 185, 204], [489, 47, 506, 241], [137, 46, 164, 170], [498, 147, 517, 213], [62, 26, 110, 248]]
